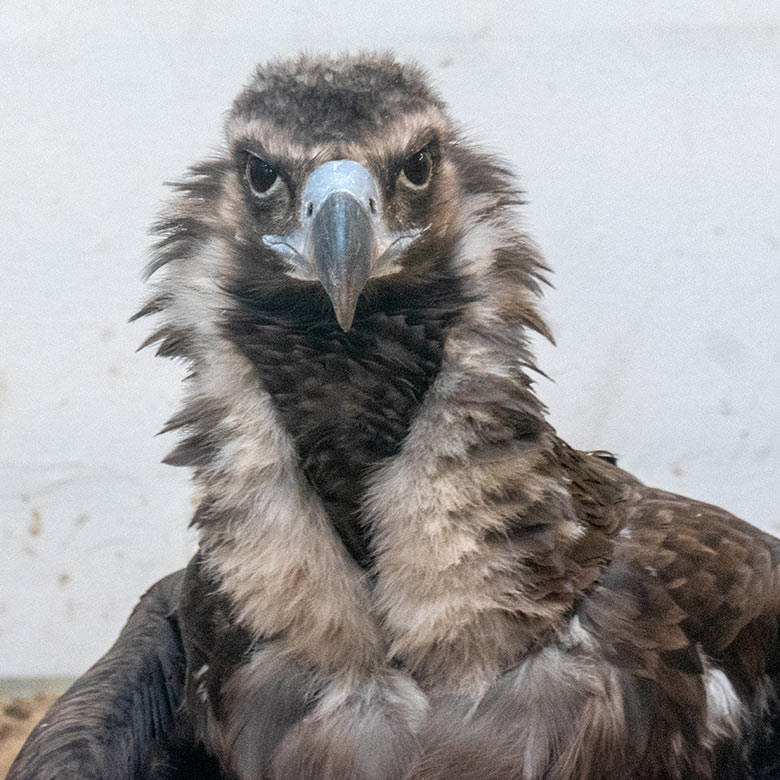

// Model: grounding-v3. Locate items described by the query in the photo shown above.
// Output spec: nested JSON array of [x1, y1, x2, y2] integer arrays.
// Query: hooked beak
[[263, 160, 422, 331], [308, 184, 373, 331]]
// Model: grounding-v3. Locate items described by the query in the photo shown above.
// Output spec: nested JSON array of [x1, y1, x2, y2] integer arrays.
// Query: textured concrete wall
[[1, 1, 778, 675]]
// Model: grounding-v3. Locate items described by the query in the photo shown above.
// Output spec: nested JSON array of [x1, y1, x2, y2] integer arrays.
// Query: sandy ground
[[0, 694, 58, 778]]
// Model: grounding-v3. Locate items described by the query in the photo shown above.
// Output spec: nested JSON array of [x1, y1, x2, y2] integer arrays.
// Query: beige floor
[[0, 679, 74, 779], [0, 693, 58, 778]]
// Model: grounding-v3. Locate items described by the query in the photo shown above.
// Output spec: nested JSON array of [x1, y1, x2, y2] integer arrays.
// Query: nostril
[[368, 197, 377, 214], [306, 202, 314, 217]]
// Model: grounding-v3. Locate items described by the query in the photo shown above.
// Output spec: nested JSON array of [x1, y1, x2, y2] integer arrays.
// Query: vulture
[[9, 53, 780, 780]]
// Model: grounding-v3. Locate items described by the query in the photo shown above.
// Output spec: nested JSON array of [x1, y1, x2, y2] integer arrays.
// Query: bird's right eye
[[245, 154, 278, 195]]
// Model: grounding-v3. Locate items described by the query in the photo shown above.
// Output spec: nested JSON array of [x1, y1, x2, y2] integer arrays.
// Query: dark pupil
[[246, 156, 278, 194], [403, 149, 431, 186]]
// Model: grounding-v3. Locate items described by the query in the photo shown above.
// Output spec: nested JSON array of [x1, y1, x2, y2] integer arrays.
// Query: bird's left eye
[[246, 154, 278, 195], [400, 148, 432, 188]]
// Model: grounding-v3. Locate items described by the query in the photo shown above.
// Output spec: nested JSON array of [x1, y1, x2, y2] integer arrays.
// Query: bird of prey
[[9, 53, 780, 780]]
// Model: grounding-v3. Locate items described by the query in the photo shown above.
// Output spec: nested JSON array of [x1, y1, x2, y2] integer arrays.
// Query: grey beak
[[263, 160, 423, 332], [309, 189, 373, 331]]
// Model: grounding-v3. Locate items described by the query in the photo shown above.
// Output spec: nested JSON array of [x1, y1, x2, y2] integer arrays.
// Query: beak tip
[[335, 309, 355, 332], [330, 288, 360, 332]]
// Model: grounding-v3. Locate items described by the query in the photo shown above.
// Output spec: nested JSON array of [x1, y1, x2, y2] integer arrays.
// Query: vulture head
[[142, 52, 549, 362]]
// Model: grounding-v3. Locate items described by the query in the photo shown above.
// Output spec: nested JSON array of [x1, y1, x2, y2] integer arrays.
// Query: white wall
[[1, 1, 778, 676]]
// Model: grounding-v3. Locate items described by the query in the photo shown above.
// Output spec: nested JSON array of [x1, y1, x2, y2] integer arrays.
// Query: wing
[[580, 479, 780, 778], [6, 569, 219, 780]]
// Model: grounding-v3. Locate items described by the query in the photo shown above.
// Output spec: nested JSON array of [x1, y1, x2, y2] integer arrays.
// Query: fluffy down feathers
[[9, 53, 780, 780]]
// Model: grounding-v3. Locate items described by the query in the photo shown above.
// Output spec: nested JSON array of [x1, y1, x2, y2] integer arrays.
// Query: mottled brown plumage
[[9, 53, 780, 780]]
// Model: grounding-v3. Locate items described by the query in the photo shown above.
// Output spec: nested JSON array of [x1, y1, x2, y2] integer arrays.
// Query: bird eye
[[245, 154, 278, 195], [400, 148, 432, 188]]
